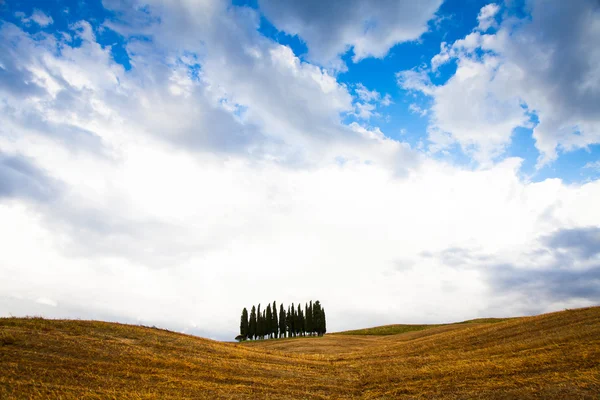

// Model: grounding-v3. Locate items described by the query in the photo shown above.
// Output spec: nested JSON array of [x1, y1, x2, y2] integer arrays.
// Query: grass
[[337, 323, 444, 336], [1, 307, 600, 399], [337, 317, 512, 336]]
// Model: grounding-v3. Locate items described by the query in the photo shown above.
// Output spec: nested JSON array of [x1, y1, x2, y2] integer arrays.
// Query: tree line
[[237, 300, 326, 341]]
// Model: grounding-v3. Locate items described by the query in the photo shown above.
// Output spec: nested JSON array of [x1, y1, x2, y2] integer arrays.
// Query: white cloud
[[381, 94, 393, 107], [355, 83, 380, 102], [477, 3, 500, 31], [36, 297, 58, 307], [584, 161, 600, 172], [409, 103, 428, 117], [431, 42, 451, 72], [31, 10, 54, 27], [351, 84, 392, 120], [399, 0, 600, 166], [257, 0, 443, 68], [17, 9, 54, 27], [397, 69, 434, 96], [354, 102, 378, 120]]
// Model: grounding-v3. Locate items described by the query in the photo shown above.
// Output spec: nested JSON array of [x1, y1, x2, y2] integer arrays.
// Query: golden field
[[1, 306, 599, 399]]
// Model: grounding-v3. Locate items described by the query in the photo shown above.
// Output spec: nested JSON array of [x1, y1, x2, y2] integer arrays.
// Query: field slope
[[2, 307, 600, 399]]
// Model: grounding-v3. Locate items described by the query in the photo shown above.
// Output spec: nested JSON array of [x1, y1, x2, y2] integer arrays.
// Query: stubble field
[[1, 306, 599, 399]]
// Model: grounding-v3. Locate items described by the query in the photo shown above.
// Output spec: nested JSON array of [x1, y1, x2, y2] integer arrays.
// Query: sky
[[0, 0, 599, 341]]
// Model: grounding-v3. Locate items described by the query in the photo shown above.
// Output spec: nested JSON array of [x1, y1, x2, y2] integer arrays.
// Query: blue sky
[[1, 0, 599, 339]]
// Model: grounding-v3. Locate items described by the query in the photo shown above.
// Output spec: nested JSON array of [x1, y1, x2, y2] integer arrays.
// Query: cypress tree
[[257, 304, 262, 340], [279, 304, 286, 338], [304, 303, 308, 336], [291, 304, 295, 337], [266, 304, 272, 339], [297, 303, 303, 336], [263, 310, 267, 339], [287, 305, 294, 337], [322, 307, 327, 335], [272, 301, 278, 339], [240, 307, 249, 340], [313, 300, 322, 336], [307, 301, 313, 336], [249, 305, 257, 340]]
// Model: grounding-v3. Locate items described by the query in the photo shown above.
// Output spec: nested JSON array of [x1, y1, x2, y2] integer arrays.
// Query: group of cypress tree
[[238, 300, 326, 341]]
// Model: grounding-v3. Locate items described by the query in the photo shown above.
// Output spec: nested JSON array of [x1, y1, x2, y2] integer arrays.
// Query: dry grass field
[[1, 307, 599, 399]]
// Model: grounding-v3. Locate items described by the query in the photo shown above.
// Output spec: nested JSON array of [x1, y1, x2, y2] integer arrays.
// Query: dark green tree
[[272, 301, 278, 339], [313, 300, 322, 336], [279, 304, 286, 338], [266, 304, 272, 339], [263, 310, 267, 339], [249, 305, 257, 340], [287, 305, 294, 337], [296, 303, 303, 336], [304, 303, 309, 336], [240, 307, 249, 340], [257, 304, 262, 340], [321, 307, 327, 335], [306, 301, 313, 336]]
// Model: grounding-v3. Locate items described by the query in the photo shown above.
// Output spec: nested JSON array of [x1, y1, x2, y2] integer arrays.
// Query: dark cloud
[[427, 227, 600, 308], [502, 0, 600, 159], [486, 227, 600, 306], [0, 24, 49, 99], [489, 263, 600, 302], [0, 59, 46, 98], [542, 227, 600, 260], [0, 153, 60, 201], [515, 0, 600, 119], [22, 111, 108, 154]]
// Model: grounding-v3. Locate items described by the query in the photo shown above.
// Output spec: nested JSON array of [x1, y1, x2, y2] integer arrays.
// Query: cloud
[[542, 227, 600, 260], [16, 9, 54, 27], [477, 3, 500, 31], [0, 152, 60, 201], [514, 0, 600, 165], [400, 37, 529, 164], [355, 84, 392, 108], [409, 103, 428, 117], [36, 297, 58, 307], [584, 161, 600, 172], [425, 226, 600, 316], [30, 10, 54, 27], [351, 84, 392, 120], [397, 69, 434, 96], [257, 0, 443, 67], [398, 0, 600, 166], [380, 94, 393, 107], [489, 264, 600, 311], [355, 83, 381, 103], [101, 1, 416, 173]]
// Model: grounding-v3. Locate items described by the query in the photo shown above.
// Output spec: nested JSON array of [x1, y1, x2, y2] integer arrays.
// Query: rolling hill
[[1, 307, 599, 399]]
